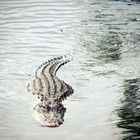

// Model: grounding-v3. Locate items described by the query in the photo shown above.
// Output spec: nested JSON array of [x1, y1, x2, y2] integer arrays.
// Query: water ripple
[[0, 0, 140, 139]]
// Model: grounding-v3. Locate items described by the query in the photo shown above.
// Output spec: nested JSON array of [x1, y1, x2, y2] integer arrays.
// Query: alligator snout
[[43, 119, 63, 127]]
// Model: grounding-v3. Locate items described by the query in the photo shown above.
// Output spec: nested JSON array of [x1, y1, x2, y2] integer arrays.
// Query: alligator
[[27, 56, 74, 127]]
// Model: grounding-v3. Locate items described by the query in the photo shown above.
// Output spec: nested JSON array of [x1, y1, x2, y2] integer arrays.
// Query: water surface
[[0, 0, 140, 140]]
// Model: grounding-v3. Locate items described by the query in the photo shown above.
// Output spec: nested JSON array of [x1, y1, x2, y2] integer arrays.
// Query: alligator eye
[[47, 106, 51, 112], [40, 105, 45, 109], [54, 99, 58, 102]]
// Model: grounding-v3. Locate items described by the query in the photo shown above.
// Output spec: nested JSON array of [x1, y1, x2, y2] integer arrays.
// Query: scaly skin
[[27, 56, 74, 127]]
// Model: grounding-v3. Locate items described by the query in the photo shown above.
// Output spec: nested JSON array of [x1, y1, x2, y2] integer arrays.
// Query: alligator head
[[27, 56, 73, 127], [33, 100, 66, 127]]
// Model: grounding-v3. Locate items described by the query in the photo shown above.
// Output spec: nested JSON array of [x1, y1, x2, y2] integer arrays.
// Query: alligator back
[[27, 56, 74, 101]]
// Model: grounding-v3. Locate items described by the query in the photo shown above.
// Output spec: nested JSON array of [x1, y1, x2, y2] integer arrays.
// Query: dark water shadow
[[96, 32, 122, 63], [116, 78, 140, 140], [77, 31, 123, 77], [80, 31, 123, 63], [110, 0, 140, 2]]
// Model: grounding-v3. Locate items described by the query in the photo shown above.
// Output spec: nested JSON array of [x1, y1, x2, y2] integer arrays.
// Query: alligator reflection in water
[[117, 78, 140, 139], [27, 56, 74, 127]]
